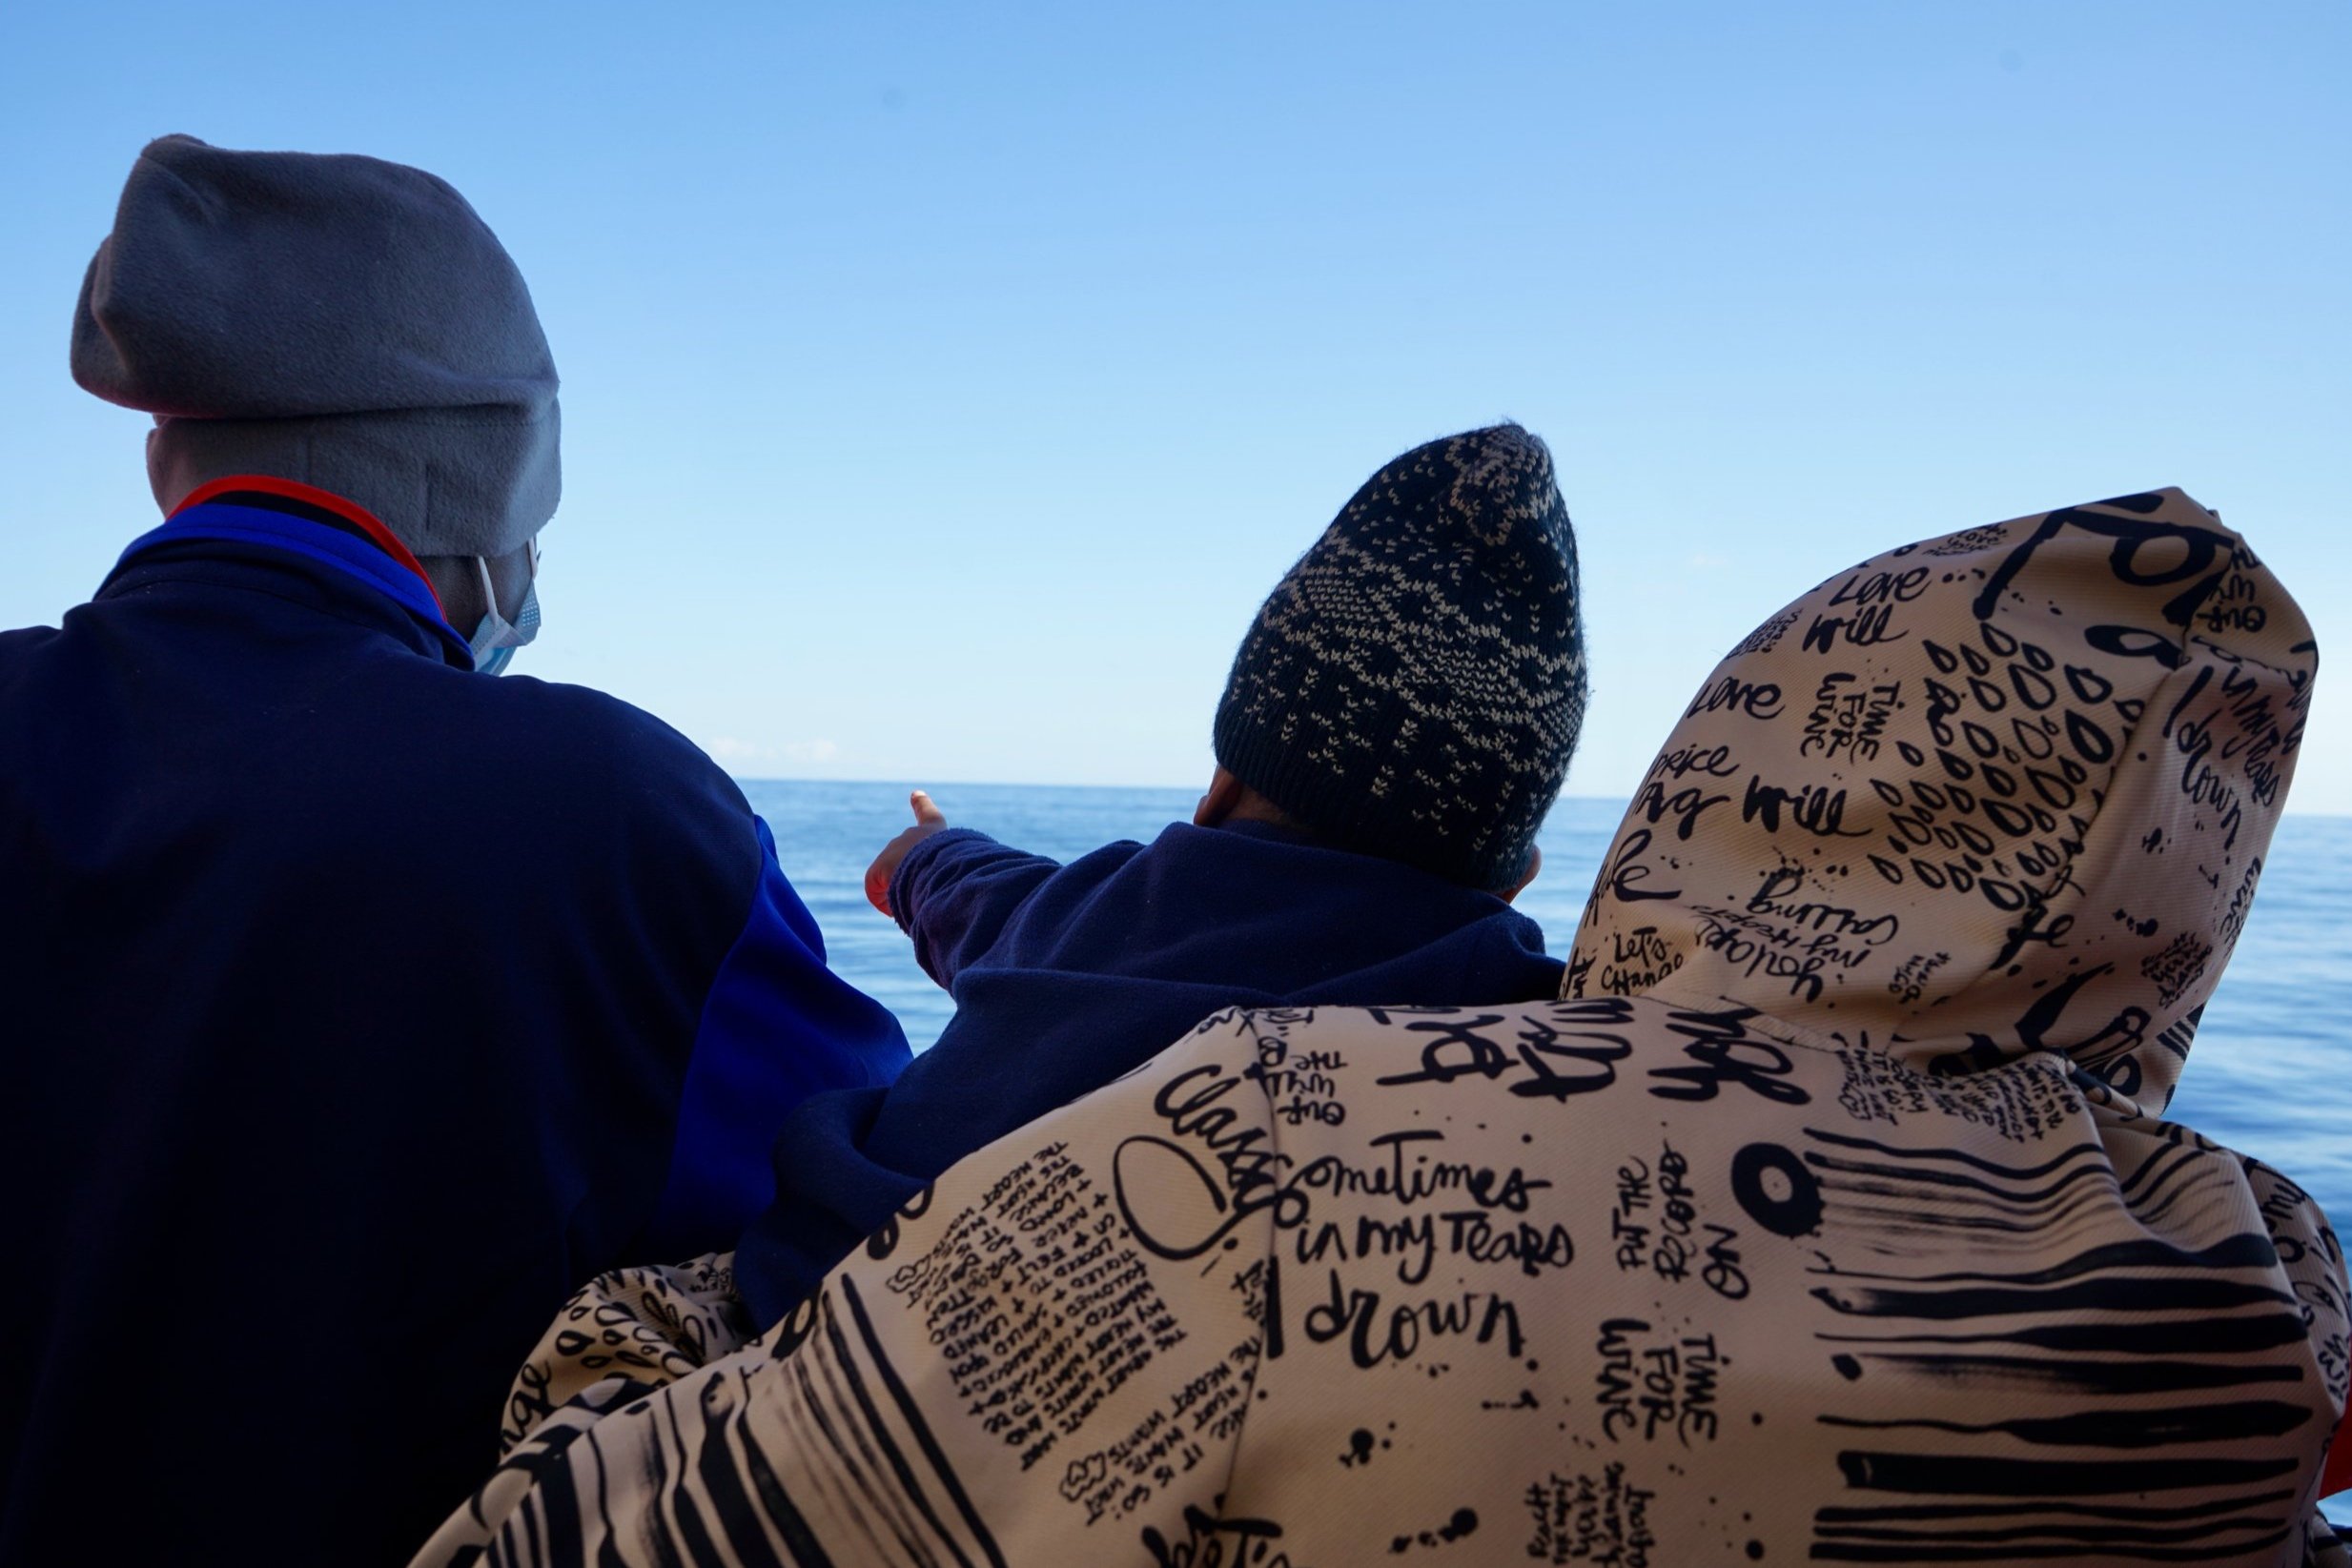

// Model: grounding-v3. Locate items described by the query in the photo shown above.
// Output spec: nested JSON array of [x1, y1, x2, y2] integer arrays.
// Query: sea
[[747, 779, 2352, 1231]]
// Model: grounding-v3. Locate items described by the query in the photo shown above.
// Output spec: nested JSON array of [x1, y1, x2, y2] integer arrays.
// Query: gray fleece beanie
[[72, 134, 559, 557]]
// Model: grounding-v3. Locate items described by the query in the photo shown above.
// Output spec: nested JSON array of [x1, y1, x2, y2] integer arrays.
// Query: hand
[[866, 789, 950, 916]]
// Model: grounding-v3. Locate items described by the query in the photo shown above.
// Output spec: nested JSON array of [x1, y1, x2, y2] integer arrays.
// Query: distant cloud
[[707, 736, 843, 768], [1688, 552, 1732, 569]]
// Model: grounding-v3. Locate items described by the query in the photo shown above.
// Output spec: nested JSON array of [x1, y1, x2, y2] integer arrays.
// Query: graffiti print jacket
[[416, 487, 2348, 1567], [0, 491, 909, 1567]]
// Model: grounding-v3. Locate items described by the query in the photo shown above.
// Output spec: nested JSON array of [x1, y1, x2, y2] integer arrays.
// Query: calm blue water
[[749, 780, 2352, 1229]]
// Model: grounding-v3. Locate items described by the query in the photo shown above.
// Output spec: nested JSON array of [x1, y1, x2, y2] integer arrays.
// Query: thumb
[[910, 789, 948, 828]]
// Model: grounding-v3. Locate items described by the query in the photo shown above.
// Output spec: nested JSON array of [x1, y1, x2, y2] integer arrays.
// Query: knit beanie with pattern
[[72, 134, 560, 558], [1211, 423, 1586, 890]]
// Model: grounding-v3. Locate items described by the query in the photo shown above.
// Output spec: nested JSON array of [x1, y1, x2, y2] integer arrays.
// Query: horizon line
[[726, 773, 2352, 822]]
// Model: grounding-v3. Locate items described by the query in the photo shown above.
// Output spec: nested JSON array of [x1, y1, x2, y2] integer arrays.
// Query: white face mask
[[467, 539, 541, 676]]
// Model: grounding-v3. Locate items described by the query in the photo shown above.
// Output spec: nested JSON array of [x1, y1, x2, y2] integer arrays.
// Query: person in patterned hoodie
[[419, 486, 2347, 1567], [729, 422, 1588, 1329]]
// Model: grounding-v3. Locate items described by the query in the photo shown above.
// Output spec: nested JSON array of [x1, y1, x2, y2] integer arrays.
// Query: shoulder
[[501, 675, 737, 787], [421, 674, 763, 929], [0, 622, 66, 698], [478, 674, 749, 835]]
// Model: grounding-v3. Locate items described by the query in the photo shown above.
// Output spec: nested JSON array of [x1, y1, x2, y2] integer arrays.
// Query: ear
[[1497, 844, 1543, 905], [1195, 766, 1248, 827]]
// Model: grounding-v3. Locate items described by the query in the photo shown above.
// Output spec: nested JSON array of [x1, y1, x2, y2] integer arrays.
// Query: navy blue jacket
[[0, 495, 909, 1566], [733, 818, 1564, 1326]]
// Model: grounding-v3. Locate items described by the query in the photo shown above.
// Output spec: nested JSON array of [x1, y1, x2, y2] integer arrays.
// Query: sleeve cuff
[[888, 826, 993, 936]]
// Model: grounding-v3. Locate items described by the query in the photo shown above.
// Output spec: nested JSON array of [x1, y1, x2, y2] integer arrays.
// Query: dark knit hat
[[72, 135, 560, 557], [1212, 423, 1586, 889]]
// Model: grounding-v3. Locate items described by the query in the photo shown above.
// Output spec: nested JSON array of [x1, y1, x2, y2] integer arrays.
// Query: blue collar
[[112, 502, 477, 666]]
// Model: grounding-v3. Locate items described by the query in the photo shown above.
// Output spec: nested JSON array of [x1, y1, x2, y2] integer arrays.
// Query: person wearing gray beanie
[[0, 137, 910, 1567], [727, 423, 1586, 1333]]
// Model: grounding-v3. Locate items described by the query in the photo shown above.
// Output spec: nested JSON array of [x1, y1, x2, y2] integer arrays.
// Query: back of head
[[72, 134, 560, 558], [1212, 423, 1586, 890]]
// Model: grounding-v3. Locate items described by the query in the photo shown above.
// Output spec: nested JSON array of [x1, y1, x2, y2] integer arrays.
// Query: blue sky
[[3, 1, 2345, 811]]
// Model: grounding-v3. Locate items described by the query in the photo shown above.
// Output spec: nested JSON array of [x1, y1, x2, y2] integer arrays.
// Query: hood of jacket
[[1567, 487, 2315, 1116]]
